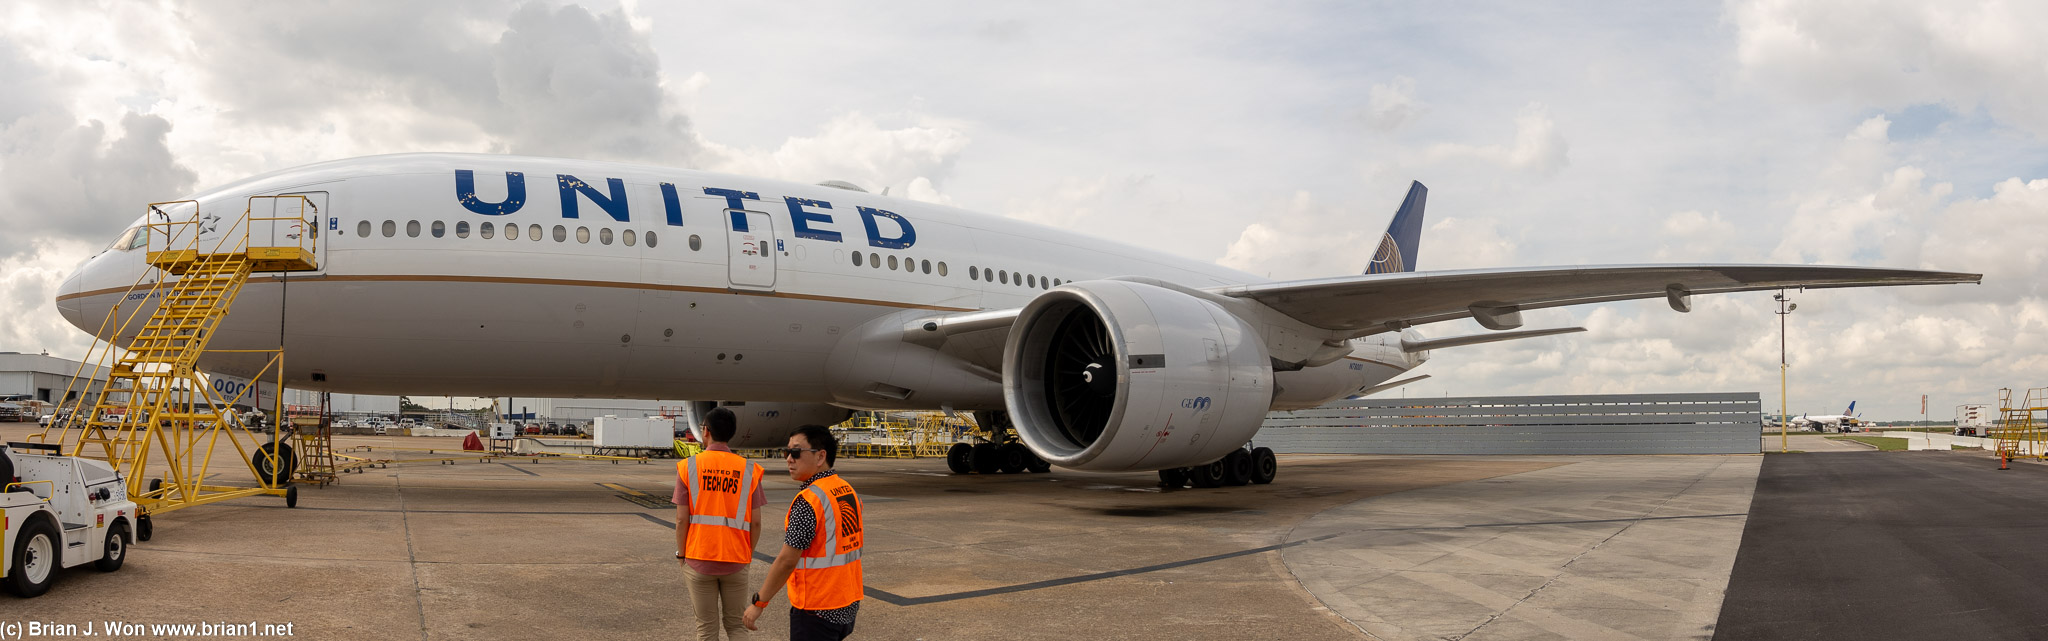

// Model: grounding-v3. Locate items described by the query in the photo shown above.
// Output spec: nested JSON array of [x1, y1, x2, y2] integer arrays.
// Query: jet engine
[[687, 401, 855, 449], [1003, 280, 1273, 471]]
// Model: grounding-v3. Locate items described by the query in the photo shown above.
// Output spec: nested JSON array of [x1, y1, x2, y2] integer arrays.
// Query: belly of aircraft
[[70, 279, 883, 402]]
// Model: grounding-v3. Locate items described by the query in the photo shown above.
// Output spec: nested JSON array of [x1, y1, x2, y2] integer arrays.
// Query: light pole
[[1774, 290, 1797, 453]]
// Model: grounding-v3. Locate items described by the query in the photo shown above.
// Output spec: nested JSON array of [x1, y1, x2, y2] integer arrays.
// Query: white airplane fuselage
[[55, 153, 1414, 411]]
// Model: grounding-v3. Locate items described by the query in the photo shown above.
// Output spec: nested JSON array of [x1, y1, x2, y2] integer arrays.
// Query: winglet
[[1364, 181, 1427, 274]]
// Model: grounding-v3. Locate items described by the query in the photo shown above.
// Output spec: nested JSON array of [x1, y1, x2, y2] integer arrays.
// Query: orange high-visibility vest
[[680, 450, 766, 563], [787, 474, 864, 610]]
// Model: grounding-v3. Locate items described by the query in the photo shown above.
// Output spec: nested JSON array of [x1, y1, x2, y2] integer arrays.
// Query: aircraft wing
[[1212, 264, 1981, 335]]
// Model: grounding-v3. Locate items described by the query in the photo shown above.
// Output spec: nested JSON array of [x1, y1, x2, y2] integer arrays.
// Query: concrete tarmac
[[4, 422, 1782, 640]]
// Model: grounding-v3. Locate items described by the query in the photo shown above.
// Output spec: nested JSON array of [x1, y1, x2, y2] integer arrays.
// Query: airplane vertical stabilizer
[[1364, 181, 1427, 275]]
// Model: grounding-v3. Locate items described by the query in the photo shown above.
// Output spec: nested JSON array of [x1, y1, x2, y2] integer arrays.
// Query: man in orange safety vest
[[742, 424, 864, 640], [676, 407, 768, 640]]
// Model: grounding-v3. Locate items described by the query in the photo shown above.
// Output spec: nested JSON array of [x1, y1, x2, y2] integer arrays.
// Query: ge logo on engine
[[1179, 397, 1212, 411]]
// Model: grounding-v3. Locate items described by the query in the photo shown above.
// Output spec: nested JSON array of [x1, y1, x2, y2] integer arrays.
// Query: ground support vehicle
[[2, 443, 138, 597]]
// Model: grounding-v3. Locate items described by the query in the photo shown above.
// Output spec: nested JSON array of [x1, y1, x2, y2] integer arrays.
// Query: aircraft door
[[726, 210, 776, 290]]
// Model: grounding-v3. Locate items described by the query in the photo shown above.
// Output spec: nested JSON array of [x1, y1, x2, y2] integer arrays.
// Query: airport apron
[[680, 451, 765, 563], [787, 475, 865, 611]]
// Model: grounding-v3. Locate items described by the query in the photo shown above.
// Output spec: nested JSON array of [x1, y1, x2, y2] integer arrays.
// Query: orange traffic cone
[[2000, 454, 2010, 470]]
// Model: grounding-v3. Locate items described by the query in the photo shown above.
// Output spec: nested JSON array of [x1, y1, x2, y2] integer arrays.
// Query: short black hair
[[792, 424, 837, 466], [704, 407, 737, 443]]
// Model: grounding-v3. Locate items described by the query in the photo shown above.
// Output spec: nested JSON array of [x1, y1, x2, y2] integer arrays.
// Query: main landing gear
[[1158, 446, 1277, 489], [946, 411, 1052, 475]]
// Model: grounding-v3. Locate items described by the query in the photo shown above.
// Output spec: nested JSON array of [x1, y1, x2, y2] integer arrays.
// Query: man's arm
[[743, 544, 803, 630]]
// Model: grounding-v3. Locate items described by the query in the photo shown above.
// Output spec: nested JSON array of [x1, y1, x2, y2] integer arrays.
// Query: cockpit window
[[110, 226, 144, 252]]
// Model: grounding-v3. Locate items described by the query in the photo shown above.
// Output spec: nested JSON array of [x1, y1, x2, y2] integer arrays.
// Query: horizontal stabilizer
[[1351, 374, 1431, 398], [1400, 326, 1587, 353]]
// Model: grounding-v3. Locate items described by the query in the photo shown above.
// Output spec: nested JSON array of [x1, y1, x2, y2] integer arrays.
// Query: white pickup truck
[[2, 443, 139, 598]]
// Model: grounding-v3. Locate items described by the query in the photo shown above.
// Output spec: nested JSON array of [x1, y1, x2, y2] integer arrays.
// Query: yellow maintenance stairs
[[1995, 387, 2047, 461], [33, 196, 321, 532]]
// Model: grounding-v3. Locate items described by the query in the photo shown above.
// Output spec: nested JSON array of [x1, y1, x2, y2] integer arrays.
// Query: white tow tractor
[[2, 443, 138, 598]]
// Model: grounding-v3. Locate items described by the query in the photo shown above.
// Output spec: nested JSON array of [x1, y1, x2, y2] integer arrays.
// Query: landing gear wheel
[[95, 522, 130, 572], [285, 485, 299, 508], [137, 514, 153, 542], [998, 443, 1029, 474], [970, 443, 1002, 475], [946, 443, 973, 474], [4, 518, 58, 597], [1250, 447, 1277, 484], [148, 478, 163, 495], [1222, 449, 1253, 486], [1025, 452, 1052, 474], [252, 442, 297, 488], [1158, 467, 1187, 488], [1190, 461, 1226, 488]]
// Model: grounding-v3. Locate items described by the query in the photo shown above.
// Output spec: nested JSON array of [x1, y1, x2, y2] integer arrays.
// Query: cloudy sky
[[3, 1, 2043, 420]]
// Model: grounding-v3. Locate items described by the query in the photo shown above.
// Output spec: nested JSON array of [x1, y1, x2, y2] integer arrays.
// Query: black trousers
[[789, 608, 856, 641]]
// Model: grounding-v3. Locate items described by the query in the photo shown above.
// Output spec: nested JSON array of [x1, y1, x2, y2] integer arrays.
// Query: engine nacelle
[[687, 401, 855, 449], [1004, 280, 1273, 471]]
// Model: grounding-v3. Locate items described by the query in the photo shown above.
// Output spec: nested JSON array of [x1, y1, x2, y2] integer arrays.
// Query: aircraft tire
[[1250, 447, 1278, 484], [252, 442, 297, 487], [998, 443, 1029, 474], [1190, 461, 1226, 488], [1222, 449, 1253, 486], [970, 443, 1002, 474], [946, 443, 973, 474], [1157, 467, 1186, 488], [1025, 452, 1052, 474]]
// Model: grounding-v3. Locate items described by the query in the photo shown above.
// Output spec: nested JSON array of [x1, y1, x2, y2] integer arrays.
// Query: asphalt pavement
[[1715, 451, 2048, 640]]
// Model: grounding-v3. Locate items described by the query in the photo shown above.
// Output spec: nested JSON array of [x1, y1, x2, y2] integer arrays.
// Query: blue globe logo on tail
[[1366, 232, 1405, 274]]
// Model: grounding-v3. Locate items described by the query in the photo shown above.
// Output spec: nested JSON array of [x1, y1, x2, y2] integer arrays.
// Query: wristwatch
[[752, 593, 770, 608]]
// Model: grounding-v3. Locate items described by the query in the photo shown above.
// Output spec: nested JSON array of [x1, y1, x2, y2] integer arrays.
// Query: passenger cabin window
[[922, 259, 931, 274], [506, 224, 520, 240], [888, 255, 898, 270], [576, 226, 590, 243], [869, 252, 880, 268], [999, 270, 1008, 284], [431, 221, 445, 238], [853, 252, 863, 267], [622, 229, 635, 246], [356, 221, 371, 237], [552, 225, 566, 242], [646, 231, 658, 247], [456, 221, 470, 238], [1027, 274, 1036, 288], [599, 228, 613, 245], [969, 266, 979, 280], [688, 234, 700, 251], [406, 220, 421, 237], [937, 262, 948, 277], [382, 220, 396, 237], [481, 222, 495, 239]]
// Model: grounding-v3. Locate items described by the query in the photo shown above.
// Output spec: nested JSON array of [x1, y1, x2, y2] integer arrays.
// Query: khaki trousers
[[684, 564, 751, 641]]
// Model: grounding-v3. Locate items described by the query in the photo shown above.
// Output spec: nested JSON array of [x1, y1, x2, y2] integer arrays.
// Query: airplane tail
[[1845, 401, 1856, 416], [1364, 181, 1427, 275]]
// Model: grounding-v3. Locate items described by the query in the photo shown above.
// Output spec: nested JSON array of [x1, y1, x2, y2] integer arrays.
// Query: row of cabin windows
[[849, 251, 949, 277], [967, 266, 1064, 290], [356, 220, 704, 251]]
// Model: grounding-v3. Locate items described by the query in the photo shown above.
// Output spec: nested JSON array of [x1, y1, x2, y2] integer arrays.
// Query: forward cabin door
[[726, 210, 776, 291]]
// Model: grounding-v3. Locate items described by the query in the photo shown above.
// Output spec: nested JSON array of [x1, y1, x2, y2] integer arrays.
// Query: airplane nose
[[56, 267, 85, 329]]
